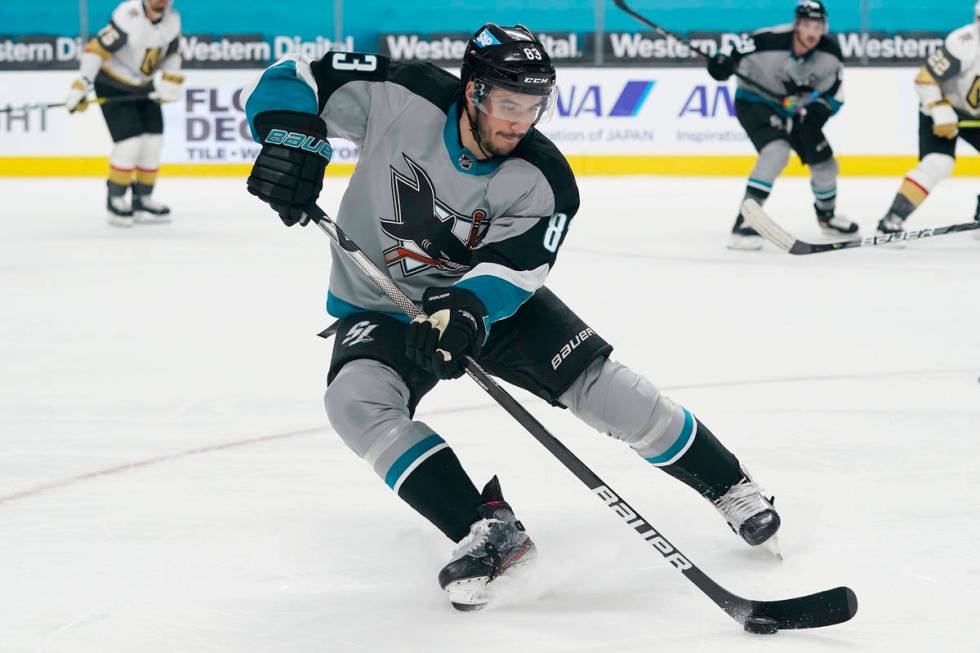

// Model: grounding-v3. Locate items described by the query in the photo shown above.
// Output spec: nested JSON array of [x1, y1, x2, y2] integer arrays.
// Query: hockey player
[[707, 0, 857, 250], [243, 24, 781, 610], [65, 0, 182, 226], [877, 2, 980, 236]]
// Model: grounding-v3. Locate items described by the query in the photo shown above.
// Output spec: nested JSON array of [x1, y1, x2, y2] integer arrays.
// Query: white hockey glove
[[153, 72, 185, 104], [65, 78, 92, 113], [931, 102, 959, 140]]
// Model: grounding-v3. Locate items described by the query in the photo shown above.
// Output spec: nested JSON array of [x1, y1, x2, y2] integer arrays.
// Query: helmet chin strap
[[465, 101, 494, 160]]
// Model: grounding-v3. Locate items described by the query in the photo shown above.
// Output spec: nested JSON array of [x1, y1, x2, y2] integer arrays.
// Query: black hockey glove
[[247, 110, 332, 227], [707, 53, 736, 81], [406, 287, 488, 380], [798, 100, 832, 128]]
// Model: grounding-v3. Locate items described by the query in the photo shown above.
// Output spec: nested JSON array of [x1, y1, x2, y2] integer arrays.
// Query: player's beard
[[477, 114, 527, 157]]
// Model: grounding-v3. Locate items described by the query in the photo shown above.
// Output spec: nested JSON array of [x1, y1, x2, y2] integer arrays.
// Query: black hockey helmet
[[795, 0, 827, 22], [461, 24, 556, 98]]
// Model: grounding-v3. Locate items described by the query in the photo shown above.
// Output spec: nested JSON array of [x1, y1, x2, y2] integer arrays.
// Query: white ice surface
[[0, 176, 978, 652]]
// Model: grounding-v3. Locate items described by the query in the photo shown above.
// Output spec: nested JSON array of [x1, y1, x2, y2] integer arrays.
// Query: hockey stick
[[306, 204, 857, 631], [612, 0, 787, 102], [958, 120, 980, 128], [0, 94, 161, 114], [741, 199, 980, 255]]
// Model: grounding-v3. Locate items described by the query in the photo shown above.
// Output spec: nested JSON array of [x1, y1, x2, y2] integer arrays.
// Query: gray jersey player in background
[[65, 0, 183, 226], [708, 0, 858, 250], [243, 24, 781, 610], [877, 2, 980, 236]]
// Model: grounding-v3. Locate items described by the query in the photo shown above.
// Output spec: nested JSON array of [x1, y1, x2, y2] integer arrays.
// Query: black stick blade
[[749, 586, 858, 630]]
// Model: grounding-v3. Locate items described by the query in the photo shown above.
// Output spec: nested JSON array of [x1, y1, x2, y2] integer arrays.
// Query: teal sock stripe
[[748, 177, 773, 191], [812, 186, 837, 200], [645, 408, 695, 466], [384, 433, 446, 490]]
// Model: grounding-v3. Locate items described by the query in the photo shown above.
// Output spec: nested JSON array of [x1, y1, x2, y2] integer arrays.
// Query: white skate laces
[[713, 477, 780, 548]]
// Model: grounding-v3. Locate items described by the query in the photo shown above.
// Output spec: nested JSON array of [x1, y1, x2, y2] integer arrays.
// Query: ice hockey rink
[[1, 175, 978, 652]]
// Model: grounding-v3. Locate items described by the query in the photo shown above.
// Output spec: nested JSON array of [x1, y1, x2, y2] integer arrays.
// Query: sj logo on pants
[[342, 321, 379, 347]]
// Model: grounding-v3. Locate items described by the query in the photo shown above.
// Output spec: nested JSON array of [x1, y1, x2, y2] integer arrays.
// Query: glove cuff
[[422, 287, 489, 342], [253, 110, 327, 141]]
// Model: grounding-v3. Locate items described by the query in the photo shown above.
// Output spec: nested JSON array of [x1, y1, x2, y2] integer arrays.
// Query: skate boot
[[816, 205, 859, 236], [713, 472, 781, 547], [132, 184, 172, 224], [973, 195, 980, 240], [876, 212, 906, 238], [438, 476, 536, 611], [727, 214, 763, 251], [107, 192, 133, 227]]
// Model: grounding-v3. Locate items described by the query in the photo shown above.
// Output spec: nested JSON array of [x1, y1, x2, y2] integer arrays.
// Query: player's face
[[145, 0, 169, 14], [469, 86, 548, 156], [794, 18, 824, 52]]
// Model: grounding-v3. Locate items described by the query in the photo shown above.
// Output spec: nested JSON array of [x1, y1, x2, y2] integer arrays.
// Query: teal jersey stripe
[[326, 291, 412, 324], [384, 434, 446, 490], [245, 60, 319, 142], [645, 408, 695, 466], [454, 274, 532, 326]]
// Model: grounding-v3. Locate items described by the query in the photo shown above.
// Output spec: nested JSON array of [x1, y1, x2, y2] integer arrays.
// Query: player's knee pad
[[109, 136, 141, 170], [750, 140, 791, 183], [559, 358, 696, 466], [907, 153, 955, 191], [136, 134, 163, 169], [324, 359, 443, 487]]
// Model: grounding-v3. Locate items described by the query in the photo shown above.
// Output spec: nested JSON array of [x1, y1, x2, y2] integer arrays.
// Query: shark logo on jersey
[[380, 154, 490, 277]]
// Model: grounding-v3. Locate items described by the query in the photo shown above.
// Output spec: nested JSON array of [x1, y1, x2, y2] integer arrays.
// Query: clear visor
[[473, 83, 556, 125]]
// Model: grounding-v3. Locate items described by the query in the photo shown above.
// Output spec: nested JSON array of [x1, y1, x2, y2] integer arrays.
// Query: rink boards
[[2, 67, 979, 177]]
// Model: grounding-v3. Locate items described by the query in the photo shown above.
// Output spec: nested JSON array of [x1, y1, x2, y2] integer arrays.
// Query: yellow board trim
[[1, 155, 980, 177]]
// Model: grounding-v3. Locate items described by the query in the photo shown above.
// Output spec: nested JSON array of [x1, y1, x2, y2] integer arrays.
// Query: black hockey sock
[[133, 181, 154, 197], [396, 447, 483, 543], [659, 419, 744, 502], [107, 180, 128, 197], [735, 186, 770, 229]]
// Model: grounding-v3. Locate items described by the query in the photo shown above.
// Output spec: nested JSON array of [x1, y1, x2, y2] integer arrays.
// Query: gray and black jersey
[[724, 24, 844, 118], [242, 53, 579, 332]]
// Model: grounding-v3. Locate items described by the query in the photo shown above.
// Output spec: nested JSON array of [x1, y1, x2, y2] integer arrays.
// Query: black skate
[[876, 213, 906, 237], [816, 205, 859, 235], [107, 193, 133, 228], [727, 214, 763, 251], [132, 185, 172, 224], [713, 474, 781, 548], [438, 476, 536, 611]]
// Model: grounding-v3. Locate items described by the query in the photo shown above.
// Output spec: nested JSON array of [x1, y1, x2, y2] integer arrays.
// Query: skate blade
[[107, 215, 134, 228], [134, 211, 172, 224], [727, 235, 763, 251], [760, 534, 783, 561], [819, 226, 860, 237]]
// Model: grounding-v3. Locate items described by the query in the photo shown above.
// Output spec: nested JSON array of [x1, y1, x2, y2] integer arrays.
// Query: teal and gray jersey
[[241, 53, 579, 331], [724, 25, 844, 117]]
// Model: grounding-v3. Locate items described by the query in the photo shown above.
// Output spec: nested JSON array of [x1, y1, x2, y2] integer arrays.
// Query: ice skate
[[727, 216, 764, 251], [107, 193, 134, 227], [438, 476, 536, 611], [816, 205, 859, 236], [876, 212, 906, 237], [133, 187, 172, 224], [714, 473, 781, 554]]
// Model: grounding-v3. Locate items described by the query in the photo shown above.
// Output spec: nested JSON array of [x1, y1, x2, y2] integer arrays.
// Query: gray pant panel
[[324, 358, 437, 485], [559, 357, 694, 465], [748, 140, 792, 190]]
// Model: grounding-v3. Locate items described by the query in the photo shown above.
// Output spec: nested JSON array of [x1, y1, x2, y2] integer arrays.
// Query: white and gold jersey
[[919, 22, 980, 118], [84, 0, 181, 88]]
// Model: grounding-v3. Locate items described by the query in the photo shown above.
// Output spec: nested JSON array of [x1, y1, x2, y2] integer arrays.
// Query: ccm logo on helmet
[[523, 76, 550, 84]]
